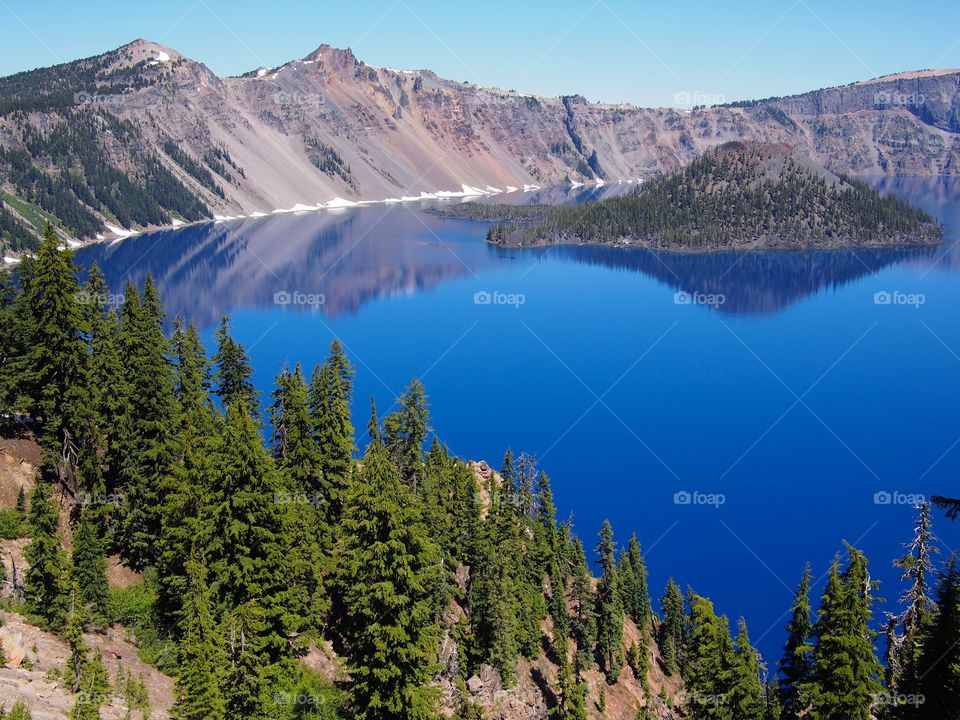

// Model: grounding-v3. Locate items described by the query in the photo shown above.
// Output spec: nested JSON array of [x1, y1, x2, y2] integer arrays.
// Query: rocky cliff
[[0, 39, 958, 242]]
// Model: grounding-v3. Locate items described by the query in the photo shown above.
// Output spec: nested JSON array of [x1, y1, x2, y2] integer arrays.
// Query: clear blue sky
[[2, 0, 959, 106]]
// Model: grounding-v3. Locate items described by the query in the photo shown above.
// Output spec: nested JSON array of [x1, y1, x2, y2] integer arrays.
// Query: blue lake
[[76, 178, 960, 661]]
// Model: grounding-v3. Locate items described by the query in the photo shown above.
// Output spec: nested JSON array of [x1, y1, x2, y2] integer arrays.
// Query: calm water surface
[[77, 178, 960, 660]]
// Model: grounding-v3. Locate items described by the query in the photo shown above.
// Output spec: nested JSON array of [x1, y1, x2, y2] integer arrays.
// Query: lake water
[[76, 177, 960, 661]]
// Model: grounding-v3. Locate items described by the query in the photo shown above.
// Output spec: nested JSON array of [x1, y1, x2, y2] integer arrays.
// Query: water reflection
[[542, 245, 941, 314], [79, 205, 497, 329], [76, 178, 960, 324]]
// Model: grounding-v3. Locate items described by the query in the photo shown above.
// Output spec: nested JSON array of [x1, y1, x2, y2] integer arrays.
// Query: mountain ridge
[[0, 39, 959, 250]]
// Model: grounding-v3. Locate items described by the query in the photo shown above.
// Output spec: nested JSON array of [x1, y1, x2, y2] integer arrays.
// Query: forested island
[[462, 143, 944, 251], [0, 228, 958, 719]]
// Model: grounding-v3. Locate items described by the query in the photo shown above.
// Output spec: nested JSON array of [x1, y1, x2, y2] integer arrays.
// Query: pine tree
[[212, 315, 258, 416], [70, 504, 110, 624], [204, 402, 291, 668], [383, 378, 430, 489], [223, 602, 271, 720], [20, 225, 89, 457], [270, 365, 328, 631], [172, 549, 225, 720], [660, 578, 685, 675], [570, 538, 596, 675], [727, 618, 766, 720], [156, 317, 217, 625], [271, 365, 323, 493], [24, 474, 67, 627], [917, 556, 960, 720], [891, 502, 938, 705], [595, 519, 625, 683], [806, 547, 883, 720], [117, 274, 181, 570], [336, 423, 443, 720], [619, 533, 652, 627], [552, 647, 588, 720], [684, 592, 732, 719], [64, 585, 110, 720], [778, 564, 813, 719], [308, 339, 356, 526]]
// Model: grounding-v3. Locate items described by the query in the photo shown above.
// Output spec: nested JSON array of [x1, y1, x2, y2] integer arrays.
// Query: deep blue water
[[76, 179, 960, 662]]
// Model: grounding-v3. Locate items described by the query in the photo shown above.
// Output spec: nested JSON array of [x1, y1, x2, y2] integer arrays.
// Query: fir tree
[[205, 402, 292, 668], [570, 538, 596, 675], [806, 547, 883, 720], [308, 339, 356, 525], [20, 225, 89, 457], [212, 315, 258, 416], [552, 647, 588, 720], [172, 549, 226, 720], [116, 274, 180, 570], [778, 564, 813, 718], [660, 578, 685, 675], [223, 602, 271, 720], [70, 504, 110, 624], [383, 378, 430, 489], [336, 423, 443, 720], [917, 556, 960, 720], [890, 502, 938, 705], [24, 474, 67, 627], [684, 592, 732, 719], [727, 618, 766, 720], [595, 519, 625, 683]]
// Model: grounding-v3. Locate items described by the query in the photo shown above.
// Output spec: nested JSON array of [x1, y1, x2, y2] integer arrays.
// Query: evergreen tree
[[223, 601, 271, 720], [552, 647, 588, 720], [595, 519, 625, 683], [70, 504, 110, 624], [336, 423, 443, 720], [727, 618, 766, 720], [212, 315, 258, 416], [917, 556, 960, 720], [619, 533, 652, 627], [204, 402, 292, 668], [890, 502, 938, 705], [570, 538, 596, 675], [271, 365, 323, 493], [24, 474, 67, 627], [156, 317, 217, 624], [383, 378, 430, 489], [20, 225, 88, 457], [172, 549, 226, 720], [684, 592, 732, 719], [116, 274, 180, 570], [806, 547, 883, 720], [778, 564, 813, 719], [660, 578, 685, 675], [308, 339, 356, 526]]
